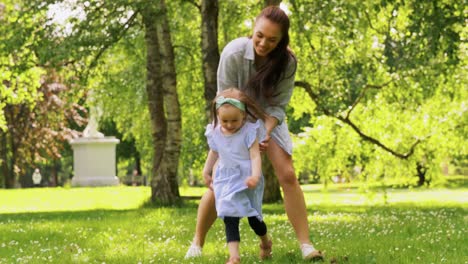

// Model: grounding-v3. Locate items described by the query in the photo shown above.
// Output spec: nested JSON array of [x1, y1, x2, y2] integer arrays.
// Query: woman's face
[[252, 17, 283, 57]]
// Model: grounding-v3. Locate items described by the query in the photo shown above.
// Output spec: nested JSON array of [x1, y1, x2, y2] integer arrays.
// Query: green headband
[[215, 96, 246, 111]]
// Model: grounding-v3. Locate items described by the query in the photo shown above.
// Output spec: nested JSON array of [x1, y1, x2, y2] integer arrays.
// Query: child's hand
[[203, 172, 213, 191], [245, 176, 259, 189]]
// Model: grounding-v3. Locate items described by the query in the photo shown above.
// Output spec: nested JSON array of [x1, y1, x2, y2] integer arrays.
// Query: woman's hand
[[260, 115, 278, 152], [245, 175, 260, 189], [259, 134, 271, 152]]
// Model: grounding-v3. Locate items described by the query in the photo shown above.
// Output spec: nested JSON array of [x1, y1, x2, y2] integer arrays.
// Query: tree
[[0, 0, 45, 187], [0, 1, 85, 188], [200, 0, 220, 120], [149, 0, 182, 203], [5, 0, 464, 193], [261, 0, 283, 202], [37, 0, 183, 203], [137, 1, 180, 204], [288, 0, 466, 186], [184, 0, 284, 201], [80, 0, 206, 192]]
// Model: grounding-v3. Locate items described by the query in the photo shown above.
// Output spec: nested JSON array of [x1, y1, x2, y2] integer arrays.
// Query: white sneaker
[[184, 244, 202, 259], [301, 243, 324, 261]]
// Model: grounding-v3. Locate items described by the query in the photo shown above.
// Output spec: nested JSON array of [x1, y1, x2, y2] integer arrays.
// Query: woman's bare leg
[[266, 140, 323, 260], [266, 140, 311, 245], [191, 189, 217, 247]]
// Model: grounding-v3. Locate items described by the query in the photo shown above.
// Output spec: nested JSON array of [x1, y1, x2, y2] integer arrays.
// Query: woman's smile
[[252, 17, 282, 57]]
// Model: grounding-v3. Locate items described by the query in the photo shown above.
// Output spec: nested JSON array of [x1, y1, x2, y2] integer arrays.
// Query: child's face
[[217, 104, 246, 135]]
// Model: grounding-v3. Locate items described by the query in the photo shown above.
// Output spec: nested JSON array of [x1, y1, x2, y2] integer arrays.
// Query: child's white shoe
[[301, 243, 324, 261], [184, 244, 202, 259]]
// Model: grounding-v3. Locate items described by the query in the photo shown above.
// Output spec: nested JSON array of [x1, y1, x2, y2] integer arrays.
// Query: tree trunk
[[201, 0, 220, 120], [7, 127, 17, 188], [261, 0, 283, 203], [2, 106, 19, 189], [0, 131, 9, 188], [51, 159, 58, 187], [135, 152, 142, 176], [416, 162, 428, 187], [155, 0, 181, 202], [141, 6, 169, 203], [262, 155, 282, 202]]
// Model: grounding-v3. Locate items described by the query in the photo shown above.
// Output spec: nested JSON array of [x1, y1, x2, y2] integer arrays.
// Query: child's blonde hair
[[211, 88, 266, 127]]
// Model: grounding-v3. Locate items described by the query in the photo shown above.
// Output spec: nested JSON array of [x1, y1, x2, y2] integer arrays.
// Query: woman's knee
[[200, 189, 215, 205], [276, 167, 298, 187]]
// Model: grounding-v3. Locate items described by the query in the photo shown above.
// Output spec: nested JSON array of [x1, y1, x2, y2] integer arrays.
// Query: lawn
[[0, 185, 466, 264]]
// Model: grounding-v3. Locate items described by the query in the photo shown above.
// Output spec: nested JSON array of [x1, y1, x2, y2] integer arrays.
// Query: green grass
[[0, 185, 466, 264]]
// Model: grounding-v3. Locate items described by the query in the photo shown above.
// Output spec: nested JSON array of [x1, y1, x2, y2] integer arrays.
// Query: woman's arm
[[260, 58, 296, 151], [202, 150, 219, 189], [264, 115, 279, 138], [245, 139, 262, 189]]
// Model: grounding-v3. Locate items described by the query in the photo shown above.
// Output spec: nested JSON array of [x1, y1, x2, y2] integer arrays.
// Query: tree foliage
[[0, 0, 465, 192], [0, 1, 86, 188], [288, 0, 466, 186]]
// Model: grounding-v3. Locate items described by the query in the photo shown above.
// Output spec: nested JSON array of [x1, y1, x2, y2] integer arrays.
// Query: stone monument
[[70, 104, 120, 187]]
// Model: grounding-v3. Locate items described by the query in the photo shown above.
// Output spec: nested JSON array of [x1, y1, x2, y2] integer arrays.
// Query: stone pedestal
[[70, 137, 120, 187]]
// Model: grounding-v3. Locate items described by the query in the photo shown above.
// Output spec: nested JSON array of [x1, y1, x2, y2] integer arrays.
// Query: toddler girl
[[203, 88, 272, 264]]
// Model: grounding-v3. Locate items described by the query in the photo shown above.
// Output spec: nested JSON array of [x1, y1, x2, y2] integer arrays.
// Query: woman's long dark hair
[[246, 6, 297, 100]]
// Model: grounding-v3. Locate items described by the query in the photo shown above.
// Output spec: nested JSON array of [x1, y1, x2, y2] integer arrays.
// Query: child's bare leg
[[248, 216, 272, 259], [224, 217, 241, 263], [259, 234, 270, 245], [227, 241, 240, 262]]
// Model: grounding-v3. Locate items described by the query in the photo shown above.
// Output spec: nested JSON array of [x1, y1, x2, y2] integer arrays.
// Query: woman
[[186, 6, 323, 261]]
